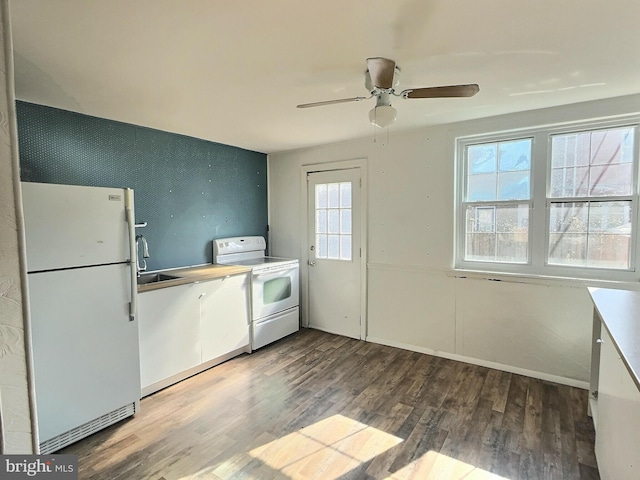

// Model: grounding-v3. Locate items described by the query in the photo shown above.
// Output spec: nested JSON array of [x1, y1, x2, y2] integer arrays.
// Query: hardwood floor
[[62, 328, 599, 479]]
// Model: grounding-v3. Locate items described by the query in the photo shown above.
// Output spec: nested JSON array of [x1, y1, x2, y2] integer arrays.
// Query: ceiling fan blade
[[297, 96, 368, 108], [366, 57, 396, 89], [402, 84, 480, 99]]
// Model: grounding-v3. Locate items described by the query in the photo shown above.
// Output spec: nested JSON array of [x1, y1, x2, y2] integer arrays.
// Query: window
[[464, 139, 532, 263], [457, 120, 639, 280], [314, 182, 352, 260]]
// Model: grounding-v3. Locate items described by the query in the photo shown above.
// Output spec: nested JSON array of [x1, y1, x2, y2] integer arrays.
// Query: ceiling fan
[[297, 57, 479, 128]]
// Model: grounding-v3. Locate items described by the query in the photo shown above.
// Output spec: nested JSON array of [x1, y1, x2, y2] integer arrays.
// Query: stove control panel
[[213, 236, 266, 256]]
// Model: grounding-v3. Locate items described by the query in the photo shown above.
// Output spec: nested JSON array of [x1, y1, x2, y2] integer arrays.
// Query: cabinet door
[[138, 283, 201, 389], [200, 274, 250, 363], [596, 326, 640, 479]]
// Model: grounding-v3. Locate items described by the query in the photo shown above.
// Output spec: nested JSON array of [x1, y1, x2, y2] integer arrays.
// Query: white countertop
[[588, 287, 640, 391]]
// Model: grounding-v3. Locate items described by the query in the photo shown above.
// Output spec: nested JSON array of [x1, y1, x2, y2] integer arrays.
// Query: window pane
[[328, 235, 340, 259], [340, 209, 351, 234], [589, 163, 633, 196], [475, 207, 495, 232], [315, 180, 353, 263], [468, 144, 497, 174], [467, 173, 497, 201], [328, 183, 339, 208], [340, 235, 352, 260], [340, 182, 352, 207], [548, 202, 588, 268], [317, 234, 327, 258], [590, 128, 634, 166], [499, 139, 531, 172], [316, 209, 327, 234], [550, 127, 635, 198], [467, 139, 531, 202], [465, 204, 529, 263], [316, 184, 327, 208], [548, 233, 588, 266], [328, 209, 339, 234], [551, 133, 590, 168], [548, 201, 631, 269], [498, 171, 530, 200], [550, 166, 589, 197]]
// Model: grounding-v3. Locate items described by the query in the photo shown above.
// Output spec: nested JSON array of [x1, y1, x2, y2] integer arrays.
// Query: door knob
[[308, 260, 316, 266]]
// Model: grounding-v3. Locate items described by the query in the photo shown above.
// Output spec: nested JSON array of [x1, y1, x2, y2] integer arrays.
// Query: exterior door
[[307, 168, 362, 338]]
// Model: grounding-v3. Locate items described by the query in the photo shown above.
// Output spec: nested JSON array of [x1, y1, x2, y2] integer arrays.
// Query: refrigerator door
[[28, 264, 141, 442], [21, 182, 130, 271]]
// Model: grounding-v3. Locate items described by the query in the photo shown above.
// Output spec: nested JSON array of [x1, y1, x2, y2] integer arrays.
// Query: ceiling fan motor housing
[[364, 67, 401, 94]]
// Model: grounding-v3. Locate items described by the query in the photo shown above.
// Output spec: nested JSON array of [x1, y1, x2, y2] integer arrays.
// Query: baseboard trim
[[365, 336, 590, 390]]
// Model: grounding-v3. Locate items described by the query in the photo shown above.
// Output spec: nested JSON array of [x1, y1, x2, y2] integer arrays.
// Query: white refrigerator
[[21, 182, 141, 454]]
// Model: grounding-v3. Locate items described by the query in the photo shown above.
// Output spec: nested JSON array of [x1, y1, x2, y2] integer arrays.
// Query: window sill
[[449, 268, 640, 289]]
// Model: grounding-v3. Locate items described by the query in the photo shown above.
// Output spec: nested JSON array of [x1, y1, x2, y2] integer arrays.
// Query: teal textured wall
[[17, 101, 268, 271]]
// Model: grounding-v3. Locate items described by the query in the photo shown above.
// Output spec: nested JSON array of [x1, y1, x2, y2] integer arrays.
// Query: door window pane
[[317, 234, 327, 257], [316, 184, 327, 208], [316, 210, 327, 234], [328, 209, 340, 234], [314, 182, 353, 261], [340, 210, 351, 234], [328, 235, 340, 259], [340, 183, 352, 207], [328, 183, 340, 208]]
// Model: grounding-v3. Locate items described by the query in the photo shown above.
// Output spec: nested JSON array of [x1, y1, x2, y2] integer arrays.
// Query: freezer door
[[21, 182, 131, 271], [28, 264, 140, 442]]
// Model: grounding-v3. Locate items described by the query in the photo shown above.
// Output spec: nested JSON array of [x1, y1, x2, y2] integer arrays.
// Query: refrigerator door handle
[[125, 189, 137, 321]]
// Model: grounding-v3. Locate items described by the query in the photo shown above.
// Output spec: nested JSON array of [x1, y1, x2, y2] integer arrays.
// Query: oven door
[[251, 263, 299, 320]]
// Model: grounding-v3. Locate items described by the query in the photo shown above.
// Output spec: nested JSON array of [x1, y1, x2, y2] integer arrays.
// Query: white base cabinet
[[139, 273, 250, 396], [595, 326, 640, 480], [200, 274, 251, 363]]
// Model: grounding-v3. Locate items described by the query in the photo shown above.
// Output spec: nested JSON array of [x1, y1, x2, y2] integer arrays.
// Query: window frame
[[455, 117, 640, 281]]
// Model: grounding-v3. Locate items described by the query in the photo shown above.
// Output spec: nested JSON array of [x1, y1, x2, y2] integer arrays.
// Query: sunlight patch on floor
[[246, 414, 403, 479], [180, 415, 512, 480], [385, 450, 511, 480]]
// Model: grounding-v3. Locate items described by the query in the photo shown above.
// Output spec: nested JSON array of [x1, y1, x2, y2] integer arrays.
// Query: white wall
[[268, 94, 640, 388], [0, 0, 35, 453]]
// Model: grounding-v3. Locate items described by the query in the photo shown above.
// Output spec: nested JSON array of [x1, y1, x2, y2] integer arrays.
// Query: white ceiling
[[9, 0, 640, 154]]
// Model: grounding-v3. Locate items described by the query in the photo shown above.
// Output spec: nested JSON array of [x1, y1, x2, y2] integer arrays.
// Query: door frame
[[300, 158, 368, 339]]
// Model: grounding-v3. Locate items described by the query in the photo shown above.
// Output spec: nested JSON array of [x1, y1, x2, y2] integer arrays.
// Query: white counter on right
[[588, 287, 640, 480]]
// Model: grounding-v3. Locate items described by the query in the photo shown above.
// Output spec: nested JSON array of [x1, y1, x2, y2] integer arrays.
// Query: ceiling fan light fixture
[[369, 104, 397, 128]]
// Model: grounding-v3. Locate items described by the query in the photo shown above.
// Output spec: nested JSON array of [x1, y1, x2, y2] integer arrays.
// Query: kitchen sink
[[137, 273, 180, 285]]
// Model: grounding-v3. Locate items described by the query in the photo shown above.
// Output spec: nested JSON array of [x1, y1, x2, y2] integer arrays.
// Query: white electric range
[[213, 236, 299, 349]]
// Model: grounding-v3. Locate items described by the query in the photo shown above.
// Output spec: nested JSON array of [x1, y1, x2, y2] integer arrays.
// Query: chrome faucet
[[135, 234, 150, 274]]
